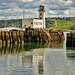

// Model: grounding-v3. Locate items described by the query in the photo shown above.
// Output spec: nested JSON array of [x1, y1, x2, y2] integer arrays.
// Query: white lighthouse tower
[[38, 5, 45, 29], [22, 5, 45, 29]]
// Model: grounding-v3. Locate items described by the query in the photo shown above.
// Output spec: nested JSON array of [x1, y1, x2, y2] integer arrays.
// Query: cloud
[[64, 0, 73, 6], [0, 16, 5, 19], [0, 8, 39, 19], [45, 0, 75, 17], [64, 10, 69, 15], [0, 2, 18, 9], [64, 10, 75, 16], [21, 0, 33, 2], [0, 0, 75, 19], [48, 10, 57, 14], [40, 0, 73, 11]]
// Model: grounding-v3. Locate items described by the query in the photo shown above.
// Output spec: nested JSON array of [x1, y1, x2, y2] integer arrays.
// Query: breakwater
[[0, 30, 65, 44], [67, 32, 75, 47]]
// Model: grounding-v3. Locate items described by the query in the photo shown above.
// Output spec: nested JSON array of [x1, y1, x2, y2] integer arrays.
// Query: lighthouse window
[[40, 13, 42, 15], [40, 17, 42, 19], [40, 7, 42, 9], [24, 25, 26, 27], [31, 22, 33, 24]]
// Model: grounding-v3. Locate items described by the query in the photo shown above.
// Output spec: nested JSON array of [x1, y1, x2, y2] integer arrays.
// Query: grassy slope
[[0, 18, 75, 30], [46, 19, 75, 30], [0, 19, 22, 28]]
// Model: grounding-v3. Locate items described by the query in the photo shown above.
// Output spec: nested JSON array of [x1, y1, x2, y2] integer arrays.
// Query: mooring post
[[24, 31, 28, 42], [1, 31, 4, 44], [24, 31, 25, 43], [9, 31, 12, 44], [16, 31, 19, 43], [11, 31, 15, 43], [4, 31, 7, 44], [19, 31, 21, 43]]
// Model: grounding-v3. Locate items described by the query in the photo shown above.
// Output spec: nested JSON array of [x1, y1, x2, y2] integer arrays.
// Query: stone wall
[[0, 30, 65, 45]]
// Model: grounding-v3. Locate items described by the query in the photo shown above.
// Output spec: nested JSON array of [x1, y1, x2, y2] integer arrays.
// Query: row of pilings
[[0, 30, 65, 45], [67, 32, 75, 47]]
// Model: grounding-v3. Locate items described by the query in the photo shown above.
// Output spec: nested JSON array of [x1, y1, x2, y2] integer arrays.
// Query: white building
[[22, 19, 43, 29], [22, 5, 45, 29]]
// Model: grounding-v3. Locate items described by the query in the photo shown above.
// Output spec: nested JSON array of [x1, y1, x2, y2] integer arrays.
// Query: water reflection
[[65, 31, 75, 60], [1, 32, 75, 75], [0, 41, 64, 75], [66, 47, 75, 60], [0, 44, 22, 55], [1, 40, 75, 75], [0, 41, 64, 55]]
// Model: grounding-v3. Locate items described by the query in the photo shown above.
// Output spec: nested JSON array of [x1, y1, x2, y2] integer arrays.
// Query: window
[[24, 25, 26, 27], [40, 17, 42, 19], [40, 13, 42, 15], [31, 22, 33, 24], [40, 22, 42, 25]]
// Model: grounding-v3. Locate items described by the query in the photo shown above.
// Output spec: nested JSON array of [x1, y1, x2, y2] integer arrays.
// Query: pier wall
[[0, 30, 65, 44], [67, 32, 75, 47]]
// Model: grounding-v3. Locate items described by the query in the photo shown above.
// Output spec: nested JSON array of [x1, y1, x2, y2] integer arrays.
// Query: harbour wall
[[0, 30, 65, 44], [67, 32, 75, 47]]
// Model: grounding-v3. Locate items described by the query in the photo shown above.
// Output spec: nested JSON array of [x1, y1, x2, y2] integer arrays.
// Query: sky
[[0, 0, 75, 20]]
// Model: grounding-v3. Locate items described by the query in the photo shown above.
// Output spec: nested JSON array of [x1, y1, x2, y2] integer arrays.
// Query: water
[[0, 33, 75, 75]]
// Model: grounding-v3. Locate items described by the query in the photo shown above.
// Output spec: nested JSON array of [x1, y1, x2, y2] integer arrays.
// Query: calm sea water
[[0, 32, 75, 75]]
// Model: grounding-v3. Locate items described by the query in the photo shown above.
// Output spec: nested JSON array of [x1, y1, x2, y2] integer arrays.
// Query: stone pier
[[0, 30, 65, 45]]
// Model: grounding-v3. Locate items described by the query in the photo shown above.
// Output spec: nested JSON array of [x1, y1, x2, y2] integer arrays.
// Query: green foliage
[[46, 18, 75, 30], [0, 19, 22, 28], [70, 26, 75, 30], [46, 18, 56, 28], [0, 18, 75, 30]]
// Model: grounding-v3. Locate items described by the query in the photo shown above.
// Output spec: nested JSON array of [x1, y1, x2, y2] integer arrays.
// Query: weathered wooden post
[[21, 31, 24, 43], [33, 31, 37, 42], [24, 31, 28, 42], [28, 31, 31, 42], [31, 31, 34, 42], [19, 31, 21, 43], [24, 31, 25, 43], [0, 44, 3, 55], [16, 31, 19, 43], [1, 31, 4, 44], [0, 31, 2, 44], [4, 31, 8, 44], [9, 31, 12, 44], [39, 31, 42, 42], [11, 31, 15, 43], [37, 31, 39, 42]]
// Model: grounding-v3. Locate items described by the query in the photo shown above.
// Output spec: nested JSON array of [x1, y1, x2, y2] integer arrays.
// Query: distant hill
[[0, 19, 22, 28], [0, 18, 75, 30], [46, 18, 75, 30]]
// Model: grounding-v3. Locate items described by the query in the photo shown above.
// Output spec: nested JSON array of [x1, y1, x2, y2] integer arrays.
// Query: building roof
[[23, 18, 39, 20]]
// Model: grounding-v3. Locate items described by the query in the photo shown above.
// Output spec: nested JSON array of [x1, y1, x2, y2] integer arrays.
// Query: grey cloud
[[48, 10, 64, 15], [0, 0, 41, 10], [43, 0, 73, 10], [17, 0, 41, 9], [71, 0, 75, 7], [0, 0, 75, 19]]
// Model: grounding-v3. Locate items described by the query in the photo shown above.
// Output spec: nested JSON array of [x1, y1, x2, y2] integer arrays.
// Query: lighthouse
[[38, 5, 45, 29], [22, 5, 45, 29]]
